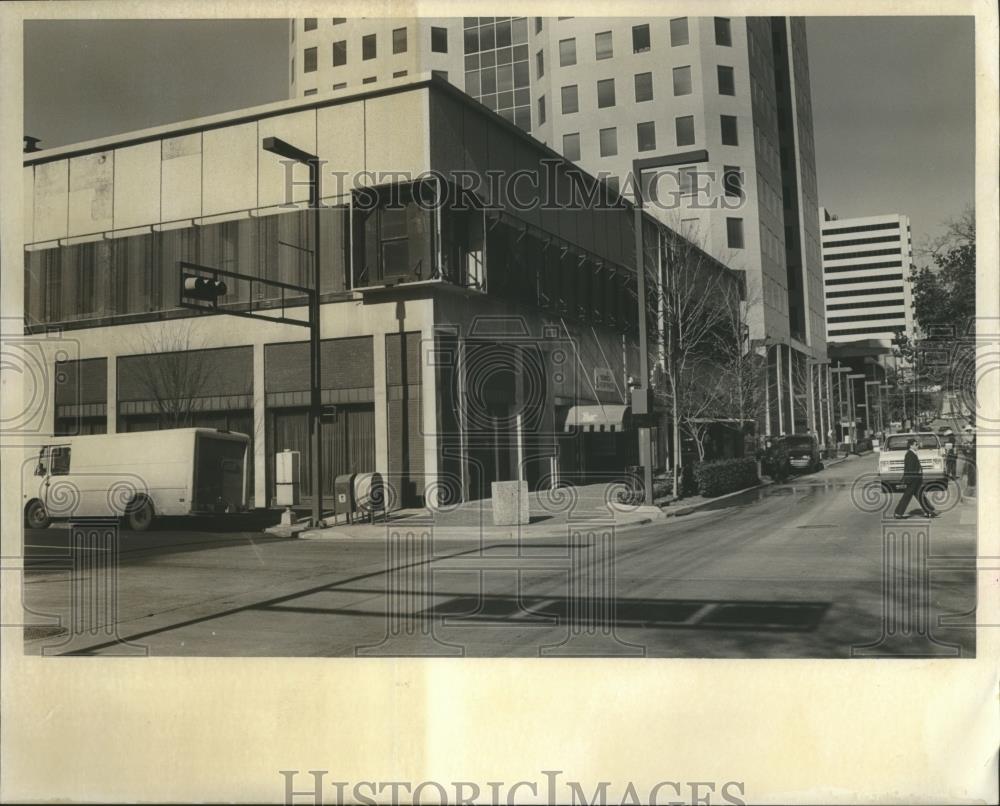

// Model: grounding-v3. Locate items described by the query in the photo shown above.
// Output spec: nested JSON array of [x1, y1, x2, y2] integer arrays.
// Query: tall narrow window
[[672, 65, 692, 96], [678, 166, 698, 196], [535, 17, 543, 33], [561, 84, 579, 113], [670, 18, 689, 46], [304, 47, 317, 73], [723, 165, 744, 198], [392, 27, 407, 54], [595, 31, 613, 60], [333, 40, 347, 66], [597, 78, 615, 108], [559, 38, 576, 67], [632, 24, 650, 53], [536, 49, 544, 77], [362, 34, 376, 60], [637, 121, 656, 152], [675, 115, 695, 146], [717, 65, 735, 95], [563, 132, 581, 161], [727, 217, 745, 248], [431, 26, 448, 53], [721, 114, 739, 145], [538, 95, 546, 124], [715, 17, 732, 46], [634, 72, 653, 102], [599, 127, 617, 157]]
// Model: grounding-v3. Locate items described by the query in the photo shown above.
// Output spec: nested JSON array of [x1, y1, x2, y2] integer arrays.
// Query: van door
[[192, 435, 247, 513], [42, 445, 73, 517]]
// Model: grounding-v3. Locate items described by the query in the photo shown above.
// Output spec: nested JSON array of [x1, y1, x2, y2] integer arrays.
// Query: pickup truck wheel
[[24, 499, 50, 529], [125, 497, 154, 532]]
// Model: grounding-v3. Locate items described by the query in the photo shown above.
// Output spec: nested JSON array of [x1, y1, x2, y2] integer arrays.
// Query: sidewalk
[[287, 482, 665, 541]]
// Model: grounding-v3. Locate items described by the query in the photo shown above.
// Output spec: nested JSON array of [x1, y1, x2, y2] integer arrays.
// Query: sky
[[23, 16, 976, 248]]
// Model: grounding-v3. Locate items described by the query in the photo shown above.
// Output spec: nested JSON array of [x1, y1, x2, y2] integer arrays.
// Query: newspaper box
[[275, 450, 300, 507]]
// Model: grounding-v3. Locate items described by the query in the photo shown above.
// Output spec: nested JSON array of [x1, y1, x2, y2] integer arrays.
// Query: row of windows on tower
[[555, 114, 740, 159], [533, 66, 736, 123], [301, 27, 449, 73]]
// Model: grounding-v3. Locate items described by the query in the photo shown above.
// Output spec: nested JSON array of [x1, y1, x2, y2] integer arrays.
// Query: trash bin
[[353, 472, 385, 524], [334, 473, 357, 522]]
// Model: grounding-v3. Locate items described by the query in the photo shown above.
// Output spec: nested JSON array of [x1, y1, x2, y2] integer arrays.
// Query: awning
[[562, 404, 631, 433]]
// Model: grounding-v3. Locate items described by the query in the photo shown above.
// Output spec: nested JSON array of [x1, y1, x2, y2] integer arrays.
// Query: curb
[[661, 480, 774, 518]]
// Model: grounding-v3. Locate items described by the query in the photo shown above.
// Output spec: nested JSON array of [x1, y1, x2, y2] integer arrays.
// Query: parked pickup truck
[[877, 432, 947, 492], [23, 428, 250, 531]]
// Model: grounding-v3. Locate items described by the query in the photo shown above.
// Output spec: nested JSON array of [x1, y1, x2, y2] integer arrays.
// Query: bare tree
[[131, 323, 214, 428]]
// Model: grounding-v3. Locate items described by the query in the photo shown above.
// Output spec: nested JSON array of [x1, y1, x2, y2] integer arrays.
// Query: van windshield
[[884, 434, 940, 451], [782, 436, 814, 448]]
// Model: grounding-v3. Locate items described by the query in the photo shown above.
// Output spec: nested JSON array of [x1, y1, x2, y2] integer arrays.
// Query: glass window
[[599, 127, 617, 157], [561, 84, 579, 113], [362, 34, 376, 60], [559, 38, 576, 66], [496, 20, 512, 48], [678, 167, 698, 195], [563, 132, 581, 161], [632, 24, 650, 53], [535, 17, 543, 33], [332, 18, 346, 25], [290, 57, 294, 83], [303, 47, 317, 72], [536, 49, 544, 77], [393, 27, 407, 54], [723, 165, 743, 198], [432, 69, 448, 82], [431, 26, 448, 53], [675, 115, 695, 146], [672, 65, 692, 96], [392, 69, 408, 78], [721, 114, 739, 145], [512, 17, 528, 45], [50, 446, 71, 475], [718, 65, 735, 95], [634, 72, 653, 102], [595, 31, 613, 60], [464, 27, 479, 54], [670, 17, 689, 46], [538, 95, 546, 124], [333, 81, 347, 89], [637, 121, 656, 152], [304, 18, 317, 31], [363, 76, 376, 84], [727, 217, 744, 248], [597, 78, 615, 108], [304, 89, 317, 96], [333, 40, 347, 66], [715, 17, 732, 46]]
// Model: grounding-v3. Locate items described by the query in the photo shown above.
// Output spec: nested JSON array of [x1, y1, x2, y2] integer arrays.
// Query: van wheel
[[125, 497, 154, 532], [24, 499, 50, 529]]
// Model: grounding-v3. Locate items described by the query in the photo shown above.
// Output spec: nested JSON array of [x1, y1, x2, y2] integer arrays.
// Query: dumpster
[[334, 473, 357, 522], [354, 472, 386, 523]]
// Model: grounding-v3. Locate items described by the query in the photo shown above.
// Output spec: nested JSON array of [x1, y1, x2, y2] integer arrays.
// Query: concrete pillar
[[106, 355, 117, 434], [776, 345, 784, 435], [420, 324, 439, 508], [787, 346, 795, 432], [373, 330, 388, 476], [253, 342, 267, 508]]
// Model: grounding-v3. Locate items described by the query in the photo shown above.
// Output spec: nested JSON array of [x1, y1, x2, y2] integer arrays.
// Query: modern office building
[[22, 76, 741, 511], [820, 208, 916, 345], [290, 15, 827, 437]]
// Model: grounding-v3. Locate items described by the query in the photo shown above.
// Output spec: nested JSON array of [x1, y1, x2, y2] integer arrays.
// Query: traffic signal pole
[[308, 157, 323, 528]]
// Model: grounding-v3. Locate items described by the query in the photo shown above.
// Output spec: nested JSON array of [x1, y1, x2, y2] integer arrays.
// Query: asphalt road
[[20, 456, 977, 657]]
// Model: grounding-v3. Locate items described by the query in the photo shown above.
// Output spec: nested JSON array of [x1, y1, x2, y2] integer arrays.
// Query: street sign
[[594, 367, 617, 394]]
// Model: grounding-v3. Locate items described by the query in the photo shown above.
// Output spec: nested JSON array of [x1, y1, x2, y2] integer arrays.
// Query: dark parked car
[[778, 434, 823, 474]]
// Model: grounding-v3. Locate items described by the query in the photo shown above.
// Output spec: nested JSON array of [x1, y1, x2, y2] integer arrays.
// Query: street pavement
[[20, 455, 976, 658]]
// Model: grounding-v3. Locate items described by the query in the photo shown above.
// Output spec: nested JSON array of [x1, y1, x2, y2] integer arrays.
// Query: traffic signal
[[182, 275, 228, 303]]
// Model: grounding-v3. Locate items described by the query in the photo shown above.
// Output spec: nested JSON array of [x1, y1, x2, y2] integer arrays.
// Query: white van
[[23, 428, 250, 531]]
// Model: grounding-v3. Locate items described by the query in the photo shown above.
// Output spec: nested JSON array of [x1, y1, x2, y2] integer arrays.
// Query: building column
[[787, 346, 795, 432], [106, 356, 117, 434], [253, 342, 267, 509], [826, 365, 835, 446], [421, 324, 439, 508], [776, 345, 785, 435], [373, 330, 389, 476]]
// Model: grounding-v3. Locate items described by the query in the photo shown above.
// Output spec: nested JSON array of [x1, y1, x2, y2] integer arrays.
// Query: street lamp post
[[847, 373, 867, 441], [831, 364, 851, 447], [865, 380, 880, 437], [262, 136, 324, 527]]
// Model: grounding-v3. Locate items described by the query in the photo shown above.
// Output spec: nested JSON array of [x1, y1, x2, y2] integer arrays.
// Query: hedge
[[693, 457, 759, 498]]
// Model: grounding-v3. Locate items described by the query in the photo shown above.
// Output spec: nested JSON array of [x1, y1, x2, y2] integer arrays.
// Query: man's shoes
[[925, 511, 939, 518], [892, 513, 907, 519]]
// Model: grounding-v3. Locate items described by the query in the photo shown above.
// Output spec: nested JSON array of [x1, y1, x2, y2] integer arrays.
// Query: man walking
[[893, 438, 938, 518]]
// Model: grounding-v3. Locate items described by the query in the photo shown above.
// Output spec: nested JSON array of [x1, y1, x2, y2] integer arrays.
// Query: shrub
[[693, 457, 759, 498]]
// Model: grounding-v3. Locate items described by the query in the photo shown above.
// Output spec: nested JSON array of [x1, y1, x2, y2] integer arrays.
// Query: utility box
[[353, 472, 385, 523], [334, 473, 357, 522], [275, 450, 301, 507], [491, 480, 529, 526]]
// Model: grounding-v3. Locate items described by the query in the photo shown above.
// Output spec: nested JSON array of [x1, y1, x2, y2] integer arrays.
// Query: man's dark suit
[[893, 447, 936, 517]]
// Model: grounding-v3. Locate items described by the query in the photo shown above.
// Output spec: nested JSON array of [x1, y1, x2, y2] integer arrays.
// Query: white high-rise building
[[290, 15, 826, 434], [820, 209, 915, 345]]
